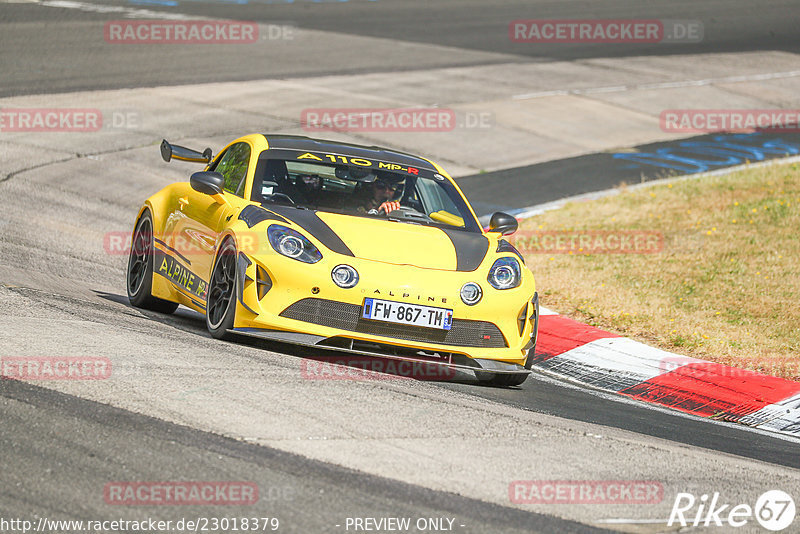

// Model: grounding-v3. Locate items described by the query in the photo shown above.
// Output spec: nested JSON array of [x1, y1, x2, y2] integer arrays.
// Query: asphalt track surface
[[3, 0, 800, 96], [2, 378, 602, 534], [460, 130, 800, 216], [3, 1, 800, 532]]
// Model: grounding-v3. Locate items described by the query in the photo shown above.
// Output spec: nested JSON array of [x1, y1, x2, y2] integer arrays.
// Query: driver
[[357, 172, 404, 215]]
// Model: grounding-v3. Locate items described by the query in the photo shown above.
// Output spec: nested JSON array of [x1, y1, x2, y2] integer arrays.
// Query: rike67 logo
[[669, 490, 795, 531]]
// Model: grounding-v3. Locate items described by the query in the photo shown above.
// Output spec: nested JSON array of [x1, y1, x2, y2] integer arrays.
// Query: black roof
[[261, 134, 436, 171]]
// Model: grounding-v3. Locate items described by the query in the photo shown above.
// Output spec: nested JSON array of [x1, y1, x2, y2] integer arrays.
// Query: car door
[[173, 141, 252, 292]]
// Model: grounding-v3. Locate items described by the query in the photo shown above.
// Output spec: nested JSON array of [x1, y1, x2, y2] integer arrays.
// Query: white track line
[[38, 0, 195, 19], [513, 69, 800, 100]]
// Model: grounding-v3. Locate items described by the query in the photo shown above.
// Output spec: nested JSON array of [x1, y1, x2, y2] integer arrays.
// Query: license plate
[[362, 298, 453, 331]]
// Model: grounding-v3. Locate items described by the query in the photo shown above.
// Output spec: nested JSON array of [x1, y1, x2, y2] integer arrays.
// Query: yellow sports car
[[127, 134, 538, 386]]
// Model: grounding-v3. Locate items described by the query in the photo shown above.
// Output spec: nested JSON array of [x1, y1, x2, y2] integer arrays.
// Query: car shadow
[[94, 290, 479, 386]]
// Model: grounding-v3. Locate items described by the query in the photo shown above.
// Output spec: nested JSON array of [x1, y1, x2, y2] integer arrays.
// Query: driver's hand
[[378, 201, 401, 214]]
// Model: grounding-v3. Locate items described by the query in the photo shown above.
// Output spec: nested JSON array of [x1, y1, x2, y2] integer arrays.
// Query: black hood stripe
[[239, 205, 288, 228], [439, 228, 489, 272], [497, 238, 525, 264], [265, 206, 354, 257]]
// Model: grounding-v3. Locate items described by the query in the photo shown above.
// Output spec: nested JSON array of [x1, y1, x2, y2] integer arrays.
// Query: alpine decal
[[154, 249, 208, 300]]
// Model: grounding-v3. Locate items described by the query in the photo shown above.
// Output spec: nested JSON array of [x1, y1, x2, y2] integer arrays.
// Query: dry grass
[[515, 161, 800, 380]]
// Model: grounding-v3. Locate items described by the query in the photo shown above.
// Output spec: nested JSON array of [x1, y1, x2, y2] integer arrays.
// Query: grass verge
[[513, 160, 800, 380]]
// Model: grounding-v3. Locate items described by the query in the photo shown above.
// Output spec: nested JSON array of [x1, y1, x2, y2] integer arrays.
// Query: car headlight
[[267, 225, 322, 264], [331, 264, 359, 288], [460, 282, 482, 305], [488, 257, 521, 290]]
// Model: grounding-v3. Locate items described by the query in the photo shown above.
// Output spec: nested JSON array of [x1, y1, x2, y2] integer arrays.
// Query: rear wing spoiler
[[160, 139, 213, 164]]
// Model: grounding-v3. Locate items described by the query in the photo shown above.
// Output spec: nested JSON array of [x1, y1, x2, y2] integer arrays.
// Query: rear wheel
[[127, 211, 179, 314], [206, 239, 238, 340], [476, 372, 529, 387]]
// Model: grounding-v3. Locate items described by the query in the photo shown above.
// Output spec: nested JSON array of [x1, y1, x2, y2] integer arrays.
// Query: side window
[[416, 178, 460, 216], [211, 143, 250, 196]]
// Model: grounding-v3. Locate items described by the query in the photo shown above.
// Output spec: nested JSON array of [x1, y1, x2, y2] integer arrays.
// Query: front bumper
[[230, 326, 529, 376], [232, 249, 538, 368]]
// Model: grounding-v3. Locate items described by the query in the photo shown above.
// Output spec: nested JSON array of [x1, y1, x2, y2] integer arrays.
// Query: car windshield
[[251, 158, 481, 232]]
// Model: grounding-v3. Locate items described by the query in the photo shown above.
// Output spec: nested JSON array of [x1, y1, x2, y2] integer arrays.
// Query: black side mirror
[[190, 171, 225, 196], [488, 212, 518, 235]]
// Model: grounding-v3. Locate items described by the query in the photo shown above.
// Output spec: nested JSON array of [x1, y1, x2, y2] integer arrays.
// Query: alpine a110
[[127, 134, 539, 386]]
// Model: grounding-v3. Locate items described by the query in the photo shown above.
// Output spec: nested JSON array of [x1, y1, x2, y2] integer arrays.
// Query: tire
[[127, 211, 179, 314], [206, 239, 238, 340], [477, 372, 529, 388]]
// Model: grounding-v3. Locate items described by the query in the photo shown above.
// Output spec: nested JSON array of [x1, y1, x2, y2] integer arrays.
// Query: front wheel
[[126, 211, 179, 314], [206, 239, 238, 340]]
